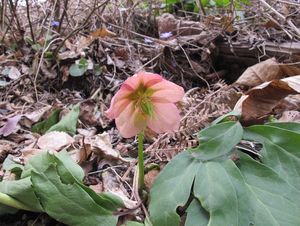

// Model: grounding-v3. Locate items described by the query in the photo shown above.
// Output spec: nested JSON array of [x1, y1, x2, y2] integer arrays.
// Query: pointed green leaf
[[239, 153, 300, 226], [193, 160, 252, 226], [245, 125, 300, 190], [185, 199, 209, 226], [0, 177, 43, 212], [31, 165, 118, 226], [47, 104, 80, 135], [149, 151, 200, 226], [193, 121, 243, 160]]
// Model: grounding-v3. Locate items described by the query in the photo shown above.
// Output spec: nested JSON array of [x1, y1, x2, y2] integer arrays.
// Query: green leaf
[[2, 155, 24, 178], [266, 122, 300, 134], [185, 199, 209, 226], [31, 165, 118, 226], [211, 110, 240, 125], [245, 124, 300, 190], [192, 121, 243, 160], [165, 0, 180, 5], [126, 221, 144, 226], [193, 160, 252, 226], [47, 104, 80, 135], [238, 153, 300, 226], [201, 0, 210, 7], [69, 64, 86, 77], [150, 121, 300, 226], [215, 0, 230, 7], [0, 177, 43, 212], [32, 109, 61, 134], [149, 151, 200, 226], [22, 150, 83, 181]]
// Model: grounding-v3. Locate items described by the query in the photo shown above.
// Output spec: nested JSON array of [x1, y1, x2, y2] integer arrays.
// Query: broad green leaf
[[31, 165, 118, 226], [245, 124, 300, 190], [201, 0, 210, 7], [215, 0, 230, 7], [185, 199, 209, 226], [21, 151, 55, 178], [193, 160, 252, 226], [22, 151, 83, 181], [126, 221, 144, 226], [47, 104, 80, 135], [149, 151, 200, 226], [165, 0, 180, 5], [32, 109, 61, 134], [2, 155, 24, 178], [267, 122, 300, 134], [192, 121, 243, 160], [55, 151, 84, 182], [211, 111, 240, 125], [0, 177, 43, 212], [239, 153, 300, 226], [69, 64, 86, 77]]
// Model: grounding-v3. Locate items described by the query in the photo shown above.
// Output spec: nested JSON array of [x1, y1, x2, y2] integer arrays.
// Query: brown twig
[[25, 0, 35, 43], [57, 0, 68, 33]]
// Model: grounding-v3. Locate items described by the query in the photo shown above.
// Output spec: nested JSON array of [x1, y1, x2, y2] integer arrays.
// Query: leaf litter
[[0, 0, 300, 225]]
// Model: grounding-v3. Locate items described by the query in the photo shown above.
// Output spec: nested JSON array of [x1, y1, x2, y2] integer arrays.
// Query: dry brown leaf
[[234, 75, 300, 123], [8, 66, 21, 80], [89, 183, 103, 193], [37, 131, 74, 151], [90, 26, 117, 38], [102, 170, 137, 209], [23, 105, 52, 127], [85, 133, 125, 161], [235, 58, 300, 87], [278, 110, 300, 122], [79, 100, 100, 127], [144, 169, 160, 191]]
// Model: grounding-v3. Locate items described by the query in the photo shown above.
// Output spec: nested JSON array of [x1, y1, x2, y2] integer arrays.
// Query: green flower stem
[[0, 192, 35, 211], [138, 132, 144, 192]]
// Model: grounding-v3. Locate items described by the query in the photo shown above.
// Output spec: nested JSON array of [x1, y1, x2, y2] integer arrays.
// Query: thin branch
[[25, 0, 35, 43]]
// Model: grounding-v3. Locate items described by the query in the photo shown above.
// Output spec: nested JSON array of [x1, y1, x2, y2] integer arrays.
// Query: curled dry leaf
[[234, 75, 300, 123], [37, 131, 74, 151], [0, 114, 22, 137], [235, 58, 300, 87], [102, 170, 137, 209]]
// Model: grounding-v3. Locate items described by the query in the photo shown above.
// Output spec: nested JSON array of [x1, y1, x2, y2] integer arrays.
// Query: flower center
[[129, 84, 154, 117]]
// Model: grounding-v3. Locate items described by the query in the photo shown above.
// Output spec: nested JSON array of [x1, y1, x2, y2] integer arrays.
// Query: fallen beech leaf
[[37, 131, 74, 151], [90, 26, 117, 38], [23, 105, 52, 127], [144, 169, 160, 191], [279, 111, 300, 122], [8, 66, 21, 80], [0, 115, 22, 137], [235, 58, 300, 87], [79, 100, 100, 127], [102, 170, 137, 209], [86, 133, 124, 161], [234, 75, 300, 123]]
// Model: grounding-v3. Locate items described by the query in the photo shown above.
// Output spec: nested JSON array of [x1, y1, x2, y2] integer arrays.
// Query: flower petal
[[150, 80, 184, 103], [136, 71, 163, 87], [106, 88, 131, 119], [115, 102, 147, 138], [147, 103, 181, 134]]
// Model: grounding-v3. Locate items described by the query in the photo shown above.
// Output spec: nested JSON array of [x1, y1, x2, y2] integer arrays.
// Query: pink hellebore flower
[[106, 72, 184, 138]]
